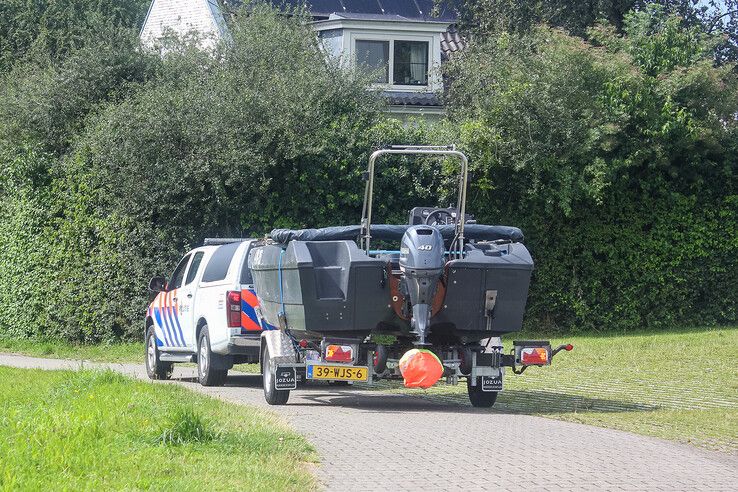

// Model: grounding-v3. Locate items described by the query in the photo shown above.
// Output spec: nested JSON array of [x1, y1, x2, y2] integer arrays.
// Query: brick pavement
[[1, 354, 736, 491]]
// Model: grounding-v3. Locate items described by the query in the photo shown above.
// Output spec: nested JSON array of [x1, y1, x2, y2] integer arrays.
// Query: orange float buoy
[[398, 348, 444, 389]]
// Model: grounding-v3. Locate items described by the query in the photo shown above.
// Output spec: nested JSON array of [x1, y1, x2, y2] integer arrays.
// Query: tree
[[0, 0, 150, 72], [453, 0, 738, 63], [444, 7, 738, 330]]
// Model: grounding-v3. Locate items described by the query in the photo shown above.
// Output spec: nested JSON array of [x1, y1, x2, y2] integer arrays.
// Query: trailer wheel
[[262, 343, 290, 405], [467, 377, 498, 408], [459, 347, 473, 375], [145, 326, 172, 380], [373, 344, 388, 373], [197, 326, 227, 386]]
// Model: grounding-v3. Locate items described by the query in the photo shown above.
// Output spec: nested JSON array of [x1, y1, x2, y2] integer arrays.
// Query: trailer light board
[[325, 345, 354, 363]]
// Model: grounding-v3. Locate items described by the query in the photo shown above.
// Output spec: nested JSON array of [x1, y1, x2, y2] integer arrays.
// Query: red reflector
[[299, 339, 309, 348], [226, 290, 241, 328], [565, 344, 574, 351], [521, 347, 549, 365], [325, 345, 353, 362]]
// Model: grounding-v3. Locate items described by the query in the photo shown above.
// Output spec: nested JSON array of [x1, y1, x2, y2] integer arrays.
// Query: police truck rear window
[[201, 242, 240, 282]]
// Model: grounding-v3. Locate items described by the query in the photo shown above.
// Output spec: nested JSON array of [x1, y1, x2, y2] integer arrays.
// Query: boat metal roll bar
[[360, 145, 470, 258]]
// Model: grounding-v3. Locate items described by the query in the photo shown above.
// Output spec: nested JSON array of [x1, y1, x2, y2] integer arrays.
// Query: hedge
[[0, 6, 735, 342]]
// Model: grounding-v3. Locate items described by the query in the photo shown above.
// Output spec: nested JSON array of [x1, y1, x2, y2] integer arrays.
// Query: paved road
[[1, 354, 736, 491]]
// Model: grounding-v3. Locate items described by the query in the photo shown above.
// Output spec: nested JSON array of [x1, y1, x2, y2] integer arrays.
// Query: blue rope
[[277, 248, 300, 354], [278, 248, 285, 315]]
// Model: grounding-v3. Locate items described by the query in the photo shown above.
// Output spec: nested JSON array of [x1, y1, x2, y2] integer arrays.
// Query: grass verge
[[0, 337, 263, 373], [382, 326, 738, 453], [0, 367, 316, 491], [0, 337, 142, 362]]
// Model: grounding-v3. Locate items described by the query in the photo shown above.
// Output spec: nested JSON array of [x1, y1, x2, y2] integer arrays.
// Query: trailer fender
[[260, 330, 298, 365]]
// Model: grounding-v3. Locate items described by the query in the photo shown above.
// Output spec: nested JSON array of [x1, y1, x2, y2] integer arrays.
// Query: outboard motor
[[399, 226, 445, 345]]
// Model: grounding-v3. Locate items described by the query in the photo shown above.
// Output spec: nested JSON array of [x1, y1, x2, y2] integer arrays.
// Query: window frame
[[392, 40, 429, 86], [168, 254, 191, 291], [185, 251, 205, 286], [351, 32, 433, 91], [354, 39, 390, 84]]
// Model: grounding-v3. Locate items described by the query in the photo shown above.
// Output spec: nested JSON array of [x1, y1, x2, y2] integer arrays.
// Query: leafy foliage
[[0, 0, 149, 72], [454, 0, 738, 64], [1, 7, 394, 341], [0, 3, 735, 342], [445, 7, 738, 331]]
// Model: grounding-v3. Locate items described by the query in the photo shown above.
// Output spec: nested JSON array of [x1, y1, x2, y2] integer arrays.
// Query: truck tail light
[[521, 347, 549, 365], [226, 290, 241, 328], [324, 344, 353, 363]]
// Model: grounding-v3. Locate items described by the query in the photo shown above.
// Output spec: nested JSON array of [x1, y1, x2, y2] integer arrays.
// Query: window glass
[[356, 40, 389, 83], [202, 242, 241, 282], [169, 254, 191, 291], [185, 251, 205, 285], [240, 244, 255, 284], [393, 41, 428, 85]]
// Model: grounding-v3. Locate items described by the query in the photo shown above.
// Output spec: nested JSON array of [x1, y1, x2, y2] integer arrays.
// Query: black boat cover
[[270, 224, 524, 244]]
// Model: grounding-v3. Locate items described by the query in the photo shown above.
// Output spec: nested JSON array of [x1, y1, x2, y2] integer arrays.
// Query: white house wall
[[318, 29, 345, 62], [140, 0, 226, 50]]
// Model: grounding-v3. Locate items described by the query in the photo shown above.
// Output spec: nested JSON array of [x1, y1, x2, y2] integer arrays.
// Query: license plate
[[306, 364, 368, 382], [481, 374, 503, 392], [274, 366, 297, 390]]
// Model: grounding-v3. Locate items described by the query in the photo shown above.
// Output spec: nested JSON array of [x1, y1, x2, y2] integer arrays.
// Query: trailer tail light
[[324, 345, 353, 363], [514, 341, 553, 366], [520, 347, 549, 365], [226, 291, 241, 328]]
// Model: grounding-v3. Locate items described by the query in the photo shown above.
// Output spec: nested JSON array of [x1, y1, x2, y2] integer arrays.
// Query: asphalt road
[[1, 353, 736, 491]]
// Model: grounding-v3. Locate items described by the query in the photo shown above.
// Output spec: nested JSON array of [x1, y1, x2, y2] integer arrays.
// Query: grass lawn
[[1, 327, 736, 453], [0, 337, 142, 362], [0, 367, 316, 491], [380, 326, 738, 453]]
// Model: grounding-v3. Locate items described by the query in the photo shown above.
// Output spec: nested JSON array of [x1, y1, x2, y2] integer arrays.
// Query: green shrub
[[445, 8, 738, 331]]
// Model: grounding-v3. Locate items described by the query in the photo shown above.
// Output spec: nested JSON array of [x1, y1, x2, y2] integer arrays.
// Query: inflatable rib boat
[[250, 146, 572, 407]]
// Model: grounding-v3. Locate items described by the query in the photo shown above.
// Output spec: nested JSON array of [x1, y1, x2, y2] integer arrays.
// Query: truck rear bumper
[[225, 335, 261, 362]]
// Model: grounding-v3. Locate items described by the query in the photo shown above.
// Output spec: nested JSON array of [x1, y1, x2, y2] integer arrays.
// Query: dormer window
[[355, 38, 430, 87], [355, 40, 389, 83], [393, 41, 428, 86]]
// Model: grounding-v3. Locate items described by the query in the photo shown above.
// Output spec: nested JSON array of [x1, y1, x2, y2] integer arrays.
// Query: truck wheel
[[467, 377, 498, 408], [197, 326, 227, 386], [145, 326, 172, 380], [262, 343, 290, 405]]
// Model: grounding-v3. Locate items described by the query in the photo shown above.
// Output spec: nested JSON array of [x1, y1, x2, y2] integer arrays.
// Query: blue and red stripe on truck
[[148, 290, 186, 347]]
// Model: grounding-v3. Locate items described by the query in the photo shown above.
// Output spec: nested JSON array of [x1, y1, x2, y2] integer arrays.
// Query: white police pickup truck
[[144, 238, 268, 385]]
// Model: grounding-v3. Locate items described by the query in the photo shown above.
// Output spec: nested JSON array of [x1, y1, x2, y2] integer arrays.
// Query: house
[[140, 1, 464, 118]]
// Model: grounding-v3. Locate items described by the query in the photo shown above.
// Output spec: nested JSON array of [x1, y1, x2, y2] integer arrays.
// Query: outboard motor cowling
[[399, 226, 445, 345]]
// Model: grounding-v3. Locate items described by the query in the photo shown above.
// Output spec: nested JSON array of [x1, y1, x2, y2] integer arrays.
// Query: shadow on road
[[173, 373, 659, 415]]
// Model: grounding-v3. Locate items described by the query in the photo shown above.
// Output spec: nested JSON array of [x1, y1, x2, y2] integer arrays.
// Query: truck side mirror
[[148, 276, 167, 292]]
